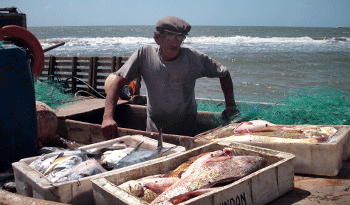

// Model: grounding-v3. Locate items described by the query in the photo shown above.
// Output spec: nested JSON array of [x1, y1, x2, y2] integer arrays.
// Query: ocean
[[28, 26, 350, 103]]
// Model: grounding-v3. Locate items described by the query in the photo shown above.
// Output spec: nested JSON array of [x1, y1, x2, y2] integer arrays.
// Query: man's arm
[[219, 72, 239, 121], [101, 75, 127, 139]]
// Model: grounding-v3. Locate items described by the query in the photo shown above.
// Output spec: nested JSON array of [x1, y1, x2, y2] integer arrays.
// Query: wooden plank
[[96, 62, 113, 67], [75, 62, 91, 66], [48, 56, 55, 80], [42, 56, 133, 96], [91, 57, 99, 90], [96, 69, 112, 74], [116, 57, 122, 70], [111, 56, 116, 72], [71, 57, 77, 92], [54, 62, 74, 66], [51, 68, 73, 72]]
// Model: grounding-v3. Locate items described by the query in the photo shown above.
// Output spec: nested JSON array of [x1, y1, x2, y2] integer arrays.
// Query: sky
[[3, 0, 350, 27]]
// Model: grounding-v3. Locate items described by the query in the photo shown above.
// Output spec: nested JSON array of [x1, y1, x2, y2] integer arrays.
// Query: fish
[[82, 143, 128, 156], [118, 177, 180, 203], [213, 134, 331, 144], [303, 127, 337, 138], [165, 154, 209, 178], [113, 129, 174, 169], [39, 146, 66, 155], [54, 158, 106, 183], [100, 147, 134, 169], [30, 150, 89, 175], [29, 154, 58, 174], [45, 155, 84, 182], [117, 174, 179, 202], [118, 180, 145, 197], [234, 120, 302, 134], [148, 150, 266, 204]]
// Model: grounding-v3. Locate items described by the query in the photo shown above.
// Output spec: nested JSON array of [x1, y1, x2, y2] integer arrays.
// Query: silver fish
[[45, 155, 84, 182], [29, 150, 87, 174], [100, 147, 134, 169], [55, 158, 106, 183], [29, 154, 57, 174], [113, 129, 174, 169]]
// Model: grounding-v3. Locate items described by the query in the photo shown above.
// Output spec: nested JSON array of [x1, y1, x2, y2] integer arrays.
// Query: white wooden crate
[[12, 135, 186, 205], [91, 142, 295, 205]]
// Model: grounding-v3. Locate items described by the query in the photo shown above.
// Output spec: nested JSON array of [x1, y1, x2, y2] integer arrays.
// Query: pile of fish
[[29, 132, 173, 184], [117, 148, 266, 204], [29, 150, 106, 183], [213, 120, 337, 144]]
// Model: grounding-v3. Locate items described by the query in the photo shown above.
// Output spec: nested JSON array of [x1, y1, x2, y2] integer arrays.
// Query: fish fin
[[206, 155, 232, 163], [144, 182, 170, 195], [55, 152, 64, 160], [169, 188, 218, 204], [133, 141, 144, 152], [159, 146, 175, 156], [178, 170, 186, 178], [157, 128, 163, 158]]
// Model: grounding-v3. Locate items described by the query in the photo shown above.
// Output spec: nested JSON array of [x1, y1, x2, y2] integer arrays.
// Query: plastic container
[[195, 124, 350, 176], [91, 141, 295, 205], [12, 135, 186, 205], [0, 41, 37, 167]]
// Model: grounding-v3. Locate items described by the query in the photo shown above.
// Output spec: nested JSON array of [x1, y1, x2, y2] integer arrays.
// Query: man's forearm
[[103, 75, 127, 120], [219, 73, 236, 107]]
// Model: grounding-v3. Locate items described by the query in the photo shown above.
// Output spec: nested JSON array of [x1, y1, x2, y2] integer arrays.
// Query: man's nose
[[170, 39, 182, 46]]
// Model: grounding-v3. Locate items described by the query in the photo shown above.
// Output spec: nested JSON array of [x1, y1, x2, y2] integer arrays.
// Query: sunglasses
[[161, 34, 186, 42]]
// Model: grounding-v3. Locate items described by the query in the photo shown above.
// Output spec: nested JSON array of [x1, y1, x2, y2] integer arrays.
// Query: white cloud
[[44, 5, 51, 9]]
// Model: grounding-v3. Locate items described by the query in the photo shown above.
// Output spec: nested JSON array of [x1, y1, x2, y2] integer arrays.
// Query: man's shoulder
[[139, 44, 157, 52], [184, 47, 207, 58]]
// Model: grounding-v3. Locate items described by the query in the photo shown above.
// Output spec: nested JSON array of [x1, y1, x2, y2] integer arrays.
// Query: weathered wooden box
[[91, 142, 295, 205], [54, 99, 206, 150], [195, 124, 350, 176], [12, 135, 186, 205]]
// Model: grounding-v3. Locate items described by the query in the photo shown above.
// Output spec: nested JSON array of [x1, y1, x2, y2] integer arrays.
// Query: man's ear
[[154, 32, 161, 45]]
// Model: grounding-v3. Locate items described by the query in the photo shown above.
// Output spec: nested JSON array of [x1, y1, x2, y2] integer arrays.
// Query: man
[[102, 16, 238, 139]]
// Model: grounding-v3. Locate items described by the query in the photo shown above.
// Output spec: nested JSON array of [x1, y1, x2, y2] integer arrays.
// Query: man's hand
[[101, 119, 118, 140], [221, 106, 239, 121]]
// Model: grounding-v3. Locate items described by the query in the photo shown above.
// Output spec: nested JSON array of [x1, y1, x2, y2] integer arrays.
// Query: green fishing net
[[34, 79, 78, 109], [197, 87, 350, 125], [34, 80, 350, 126]]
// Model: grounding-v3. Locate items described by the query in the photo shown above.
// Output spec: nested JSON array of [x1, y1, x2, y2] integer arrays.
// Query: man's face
[[157, 31, 186, 61]]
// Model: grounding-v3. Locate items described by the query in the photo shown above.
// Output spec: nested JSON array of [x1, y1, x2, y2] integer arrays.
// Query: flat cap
[[156, 16, 191, 35]]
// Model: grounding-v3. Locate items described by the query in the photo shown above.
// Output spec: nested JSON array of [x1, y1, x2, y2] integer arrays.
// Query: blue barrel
[[0, 41, 37, 167]]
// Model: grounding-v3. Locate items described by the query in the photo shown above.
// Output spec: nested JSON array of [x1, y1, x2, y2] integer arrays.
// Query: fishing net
[[197, 87, 350, 126], [34, 79, 78, 109]]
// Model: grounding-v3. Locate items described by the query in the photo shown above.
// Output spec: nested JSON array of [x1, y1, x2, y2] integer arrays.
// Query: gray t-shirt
[[116, 45, 228, 136]]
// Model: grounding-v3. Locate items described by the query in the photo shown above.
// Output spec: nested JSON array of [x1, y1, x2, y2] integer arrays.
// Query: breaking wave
[[40, 36, 349, 48]]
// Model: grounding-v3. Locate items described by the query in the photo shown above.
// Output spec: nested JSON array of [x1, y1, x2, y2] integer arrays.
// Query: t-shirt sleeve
[[190, 48, 229, 78], [115, 46, 143, 84]]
